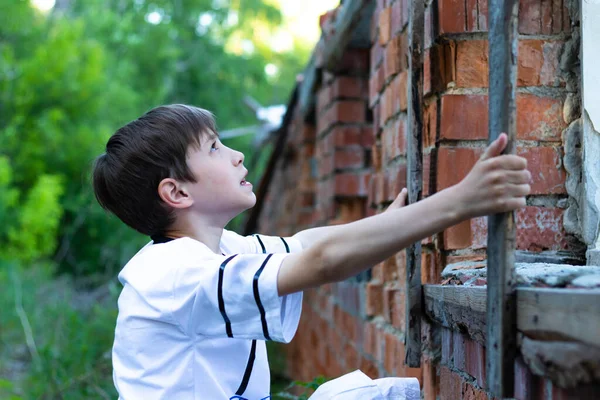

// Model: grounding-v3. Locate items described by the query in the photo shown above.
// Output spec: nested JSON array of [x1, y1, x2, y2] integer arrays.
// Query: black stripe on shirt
[[279, 237, 290, 253], [255, 234, 266, 253], [218, 254, 238, 338], [235, 339, 257, 396], [253, 254, 273, 341]]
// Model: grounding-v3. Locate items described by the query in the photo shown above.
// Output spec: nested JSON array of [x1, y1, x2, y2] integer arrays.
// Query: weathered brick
[[423, 355, 440, 400], [465, 337, 486, 389], [462, 382, 488, 400], [366, 281, 384, 316], [379, 7, 392, 45], [391, 0, 403, 35], [436, 146, 482, 190], [438, 0, 466, 33], [439, 94, 566, 141], [518, 146, 566, 194], [440, 366, 462, 400], [455, 40, 489, 87], [334, 147, 365, 170], [518, 40, 563, 87], [516, 207, 570, 251], [334, 171, 370, 197], [332, 76, 368, 99]]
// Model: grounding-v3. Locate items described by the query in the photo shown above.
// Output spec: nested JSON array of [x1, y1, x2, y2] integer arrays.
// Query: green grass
[[0, 263, 118, 399]]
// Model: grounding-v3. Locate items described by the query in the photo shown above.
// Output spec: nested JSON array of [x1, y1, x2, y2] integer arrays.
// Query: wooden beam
[[425, 284, 600, 349], [487, 0, 520, 397], [404, 0, 425, 369], [424, 285, 487, 345], [517, 288, 600, 348], [321, 0, 375, 72], [520, 336, 600, 389]]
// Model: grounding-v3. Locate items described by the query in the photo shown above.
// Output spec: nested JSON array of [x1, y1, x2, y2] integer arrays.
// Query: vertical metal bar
[[405, 0, 425, 368], [487, 0, 519, 397]]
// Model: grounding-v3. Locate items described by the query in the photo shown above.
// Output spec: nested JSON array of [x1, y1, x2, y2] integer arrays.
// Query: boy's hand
[[453, 133, 531, 219], [385, 188, 408, 212]]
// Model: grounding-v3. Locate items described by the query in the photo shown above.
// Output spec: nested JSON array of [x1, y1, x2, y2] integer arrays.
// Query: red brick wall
[[257, 0, 584, 398]]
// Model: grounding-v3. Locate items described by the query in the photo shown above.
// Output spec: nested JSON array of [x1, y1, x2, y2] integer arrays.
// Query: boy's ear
[[158, 178, 193, 209]]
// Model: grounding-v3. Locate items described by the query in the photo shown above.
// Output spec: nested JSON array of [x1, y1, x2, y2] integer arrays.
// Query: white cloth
[[309, 370, 420, 400], [112, 230, 303, 400]]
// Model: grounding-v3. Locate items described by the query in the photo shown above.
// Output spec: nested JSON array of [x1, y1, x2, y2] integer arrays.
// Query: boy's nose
[[233, 151, 244, 166]]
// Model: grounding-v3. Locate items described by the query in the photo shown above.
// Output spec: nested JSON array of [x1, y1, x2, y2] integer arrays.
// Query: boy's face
[[184, 131, 256, 219]]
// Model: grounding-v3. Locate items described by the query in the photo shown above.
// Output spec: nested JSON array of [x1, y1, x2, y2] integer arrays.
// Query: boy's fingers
[[489, 155, 528, 171], [480, 133, 508, 161], [504, 170, 532, 184]]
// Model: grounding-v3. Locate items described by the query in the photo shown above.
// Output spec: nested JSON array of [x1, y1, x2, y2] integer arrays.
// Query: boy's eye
[[210, 141, 218, 152]]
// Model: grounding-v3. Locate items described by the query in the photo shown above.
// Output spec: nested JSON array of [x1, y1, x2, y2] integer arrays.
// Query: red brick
[[391, 0, 402, 35], [332, 76, 367, 100], [466, 0, 478, 31], [438, 94, 566, 141], [518, 146, 565, 194], [423, 151, 432, 197], [385, 163, 408, 203], [465, 338, 486, 389], [383, 285, 398, 324], [477, 0, 488, 30], [385, 33, 409, 79], [444, 221, 472, 250], [455, 40, 489, 87], [379, 7, 392, 45], [331, 126, 372, 148], [518, 40, 563, 87], [423, 356, 440, 400], [401, 0, 409, 27], [440, 366, 462, 400], [316, 84, 333, 112], [338, 49, 370, 74], [369, 69, 381, 107], [516, 207, 570, 251], [519, 0, 542, 34], [334, 147, 364, 170], [390, 288, 406, 331], [383, 332, 400, 374], [441, 328, 453, 365], [393, 70, 408, 112], [439, 0, 466, 33], [424, 48, 432, 95], [436, 146, 483, 190], [514, 356, 539, 400], [371, 142, 382, 171], [334, 171, 370, 197], [453, 332, 467, 370], [462, 382, 488, 400], [440, 95, 488, 140], [366, 281, 384, 316], [360, 356, 380, 379], [371, 39, 384, 71]]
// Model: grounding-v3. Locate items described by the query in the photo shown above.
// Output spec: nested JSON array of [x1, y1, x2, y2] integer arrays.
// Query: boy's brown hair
[[93, 104, 216, 236]]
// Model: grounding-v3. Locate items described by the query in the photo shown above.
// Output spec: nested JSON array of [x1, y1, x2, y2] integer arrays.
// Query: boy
[[93, 104, 531, 399]]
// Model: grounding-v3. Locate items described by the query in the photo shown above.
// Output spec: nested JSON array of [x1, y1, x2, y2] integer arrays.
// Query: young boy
[[93, 104, 531, 399]]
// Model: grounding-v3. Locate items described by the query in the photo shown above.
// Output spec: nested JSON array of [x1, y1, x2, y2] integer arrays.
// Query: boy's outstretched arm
[[277, 134, 531, 296], [291, 188, 408, 250]]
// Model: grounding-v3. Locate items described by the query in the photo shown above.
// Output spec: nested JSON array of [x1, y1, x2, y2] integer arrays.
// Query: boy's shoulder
[[118, 237, 217, 286]]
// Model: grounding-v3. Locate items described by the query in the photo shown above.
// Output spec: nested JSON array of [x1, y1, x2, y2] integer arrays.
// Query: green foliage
[[0, 263, 118, 399], [0, 0, 310, 276], [273, 376, 329, 400], [0, 0, 313, 395]]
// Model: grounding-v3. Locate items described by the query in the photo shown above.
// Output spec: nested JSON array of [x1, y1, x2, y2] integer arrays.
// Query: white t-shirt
[[112, 230, 303, 400]]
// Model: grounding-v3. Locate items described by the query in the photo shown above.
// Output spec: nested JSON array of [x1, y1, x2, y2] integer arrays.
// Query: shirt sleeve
[[220, 229, 303, 255], [171, 251, 302, 342]]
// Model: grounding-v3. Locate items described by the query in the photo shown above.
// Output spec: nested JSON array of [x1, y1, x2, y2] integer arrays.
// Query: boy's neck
[[165, 217, 225, 254]]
